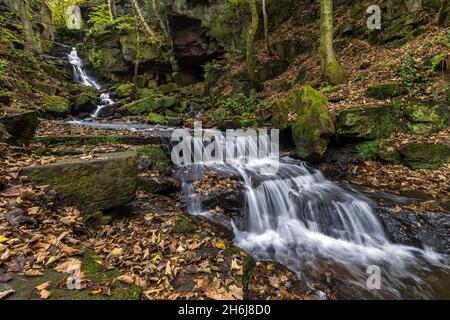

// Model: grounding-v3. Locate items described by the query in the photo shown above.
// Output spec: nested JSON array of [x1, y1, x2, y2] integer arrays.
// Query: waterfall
[[176, 130, 449, 299], [67, 48, 113, 118]]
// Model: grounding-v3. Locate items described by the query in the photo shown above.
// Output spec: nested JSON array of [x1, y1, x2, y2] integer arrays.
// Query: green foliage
[[395, 54, 434, 98], [226, 0, 250, 9], [356, 140, 380, 160], [88, 4, 112, 28]]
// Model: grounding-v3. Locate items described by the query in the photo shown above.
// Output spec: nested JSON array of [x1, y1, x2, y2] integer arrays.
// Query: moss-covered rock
[[43, 95, 71, 116], [20, 152, 138, 214], [158, 82, 178, 94], [291, 86, 335, 161], [0, 108, 40, 145], [403, 103, 448, 134], [147, 112, 166, 125], [336, 104, 401, 139], [115, 83, 136, 98], [365, 82, 401, 99], [400, 143, 449, 169], [123, 97, 159, 115], [73, 92, 98, 114]]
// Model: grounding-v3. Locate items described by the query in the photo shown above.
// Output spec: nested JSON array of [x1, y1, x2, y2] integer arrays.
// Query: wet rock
[[166, 116, 183, 127], [0, 108, 40, 146], [96, 102, 121, 118], [291, 86, 335, 162], [20, 152, 138, 214], [376, 207, 450, 254]]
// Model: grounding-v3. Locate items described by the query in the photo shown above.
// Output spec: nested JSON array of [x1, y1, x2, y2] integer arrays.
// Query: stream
[[66, 50, 450, 300]]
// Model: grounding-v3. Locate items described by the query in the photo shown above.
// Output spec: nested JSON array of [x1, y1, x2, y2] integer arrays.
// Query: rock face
[[336, 104, 401, 139], [376, 208, 450, 254], [20, 152, 138, 214], [291, 86, 335, 162], [0, 108, 40, 145]]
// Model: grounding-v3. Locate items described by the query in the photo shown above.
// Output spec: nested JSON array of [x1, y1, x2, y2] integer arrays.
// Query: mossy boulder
[[336, 104, 401, 139], [365, 82, 401, 99], [73, 92, 98, 114], [400, 143, 449, 169], [403, 103, 448, 134], [115, 83, 136, 99], [272, 88, 306, 129], [43, 95, 71, 116], [158, 82, 178, 94], [20, 152, 138, 214], [147, 112, 166, 125], [291, 86, 335, 161], [123, 97, 159, 115], [0, 108, 40, 145]]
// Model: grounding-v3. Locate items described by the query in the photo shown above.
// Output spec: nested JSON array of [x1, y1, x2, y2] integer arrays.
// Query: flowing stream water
[[68, 48, 114, 118], [65, 52, 449, 299]]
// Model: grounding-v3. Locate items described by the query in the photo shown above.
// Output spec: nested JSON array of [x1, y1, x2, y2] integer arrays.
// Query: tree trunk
[[319, 0, 346, 84], [247, 0, 262, 90], [151, 0, 172, 51], [107, 0, 114, 20], [129, 0, 156, 38], [262, 0, 271, 55], [133, 14, 140, 100]]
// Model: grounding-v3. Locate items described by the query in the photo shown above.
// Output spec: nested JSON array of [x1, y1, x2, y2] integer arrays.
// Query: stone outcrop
[[0, 108, 40, 145], [20, 152, 138, 214]]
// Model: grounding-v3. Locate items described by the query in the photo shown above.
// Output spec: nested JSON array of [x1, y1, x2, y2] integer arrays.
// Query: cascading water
[[176, 131, 449, 299], [67, 48, 114, 118]]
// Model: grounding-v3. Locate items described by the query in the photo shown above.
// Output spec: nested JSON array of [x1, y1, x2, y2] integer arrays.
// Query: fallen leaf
[[36, 281, 51, 291], [0, 236, 9, 243], [39, 289, 51, 300], [116, 275, 134, 284], [0, 289, 14, 299]]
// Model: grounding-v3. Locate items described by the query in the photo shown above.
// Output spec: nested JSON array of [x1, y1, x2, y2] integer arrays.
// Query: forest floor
[[0, 120, 336, 300]]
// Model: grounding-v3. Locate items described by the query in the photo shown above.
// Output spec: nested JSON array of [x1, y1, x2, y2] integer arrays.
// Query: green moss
[[356, 140, 380, 160], [74, 92, 97, 110], [124, 97, 159, 115], [158, 82, 178, 94], [43, 95, 71, 115], [336, 104, 402, 139], [147, 112, 166, 125], [400, 143, 449, 169], [291, 86, 335, 161], [115, 83, 136, 98], [365, 81, 401, 99], [173, 214, 195, 234], [403, 103, 447, 134], [99, 215, 113, 225], [324, 61, 347, 85]]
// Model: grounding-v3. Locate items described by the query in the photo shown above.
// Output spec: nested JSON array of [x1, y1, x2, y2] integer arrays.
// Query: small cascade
[[176, 131, 449, 299], [67, 48, 114, 118]]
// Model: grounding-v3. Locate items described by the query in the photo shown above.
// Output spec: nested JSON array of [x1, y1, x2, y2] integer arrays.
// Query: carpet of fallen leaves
[[0, 131, 328, 300]]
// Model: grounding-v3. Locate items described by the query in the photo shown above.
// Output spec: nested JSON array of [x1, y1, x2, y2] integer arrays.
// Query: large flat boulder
[[20, 152, 138, 213], [0, 108, 40, 145]]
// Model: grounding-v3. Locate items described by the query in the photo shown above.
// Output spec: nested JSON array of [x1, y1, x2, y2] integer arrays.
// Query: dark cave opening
[[169, 13, 224, 86]]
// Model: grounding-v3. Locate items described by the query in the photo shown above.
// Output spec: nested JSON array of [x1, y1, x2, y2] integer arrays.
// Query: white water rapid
[[176, 131, 449, 299], [67, 48, 114, 118]]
